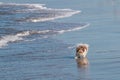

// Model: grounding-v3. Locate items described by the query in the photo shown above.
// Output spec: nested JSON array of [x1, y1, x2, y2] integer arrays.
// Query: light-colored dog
[[75, 44, 89, 59], [75, 44, 89, 65]]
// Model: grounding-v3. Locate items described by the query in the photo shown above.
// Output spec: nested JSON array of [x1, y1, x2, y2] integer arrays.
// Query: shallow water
[[0, 0, 120, 80]]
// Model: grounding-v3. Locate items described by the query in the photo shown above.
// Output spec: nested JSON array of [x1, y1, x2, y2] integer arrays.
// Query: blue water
[[0, 0, 120, 80]]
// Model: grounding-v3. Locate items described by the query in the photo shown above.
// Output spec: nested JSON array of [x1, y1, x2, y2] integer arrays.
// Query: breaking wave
[[57, 24, 89, 34], [0, 23, 89, 48], [0, 2, 80, 22], [0, 2, 89, 48]]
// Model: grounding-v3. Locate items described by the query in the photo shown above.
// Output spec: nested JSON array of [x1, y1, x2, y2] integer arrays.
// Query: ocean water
[[0, 0, 120, 80]]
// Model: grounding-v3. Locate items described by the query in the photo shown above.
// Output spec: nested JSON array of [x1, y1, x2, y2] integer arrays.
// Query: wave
[[0, 30, 54, 48], [57, 23, 89, 34], [0, 31, 29, 48], [0, 2, 80, 22], [0, 23, 89, 48]]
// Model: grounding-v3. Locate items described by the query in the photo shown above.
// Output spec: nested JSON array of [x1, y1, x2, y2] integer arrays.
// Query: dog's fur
[[75, 44, 89, 59], [76, 57, 89, 67]]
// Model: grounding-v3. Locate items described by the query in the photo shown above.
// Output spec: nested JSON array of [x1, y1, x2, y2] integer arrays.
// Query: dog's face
[[76, 44, 89, 58], [76, 45, 88, 54]]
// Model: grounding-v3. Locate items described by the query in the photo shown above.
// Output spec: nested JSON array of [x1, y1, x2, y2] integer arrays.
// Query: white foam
[[0, 30, 51, 48], [0, 23, 89, 48], [26, 10, 80, 22], [0, 35, 21, 48], [57, 23, 90, 34], [0, 31, 29, 48], [0, 2, 46, 9], [0, 2, 81, 22], [68, 46, 76, 49]]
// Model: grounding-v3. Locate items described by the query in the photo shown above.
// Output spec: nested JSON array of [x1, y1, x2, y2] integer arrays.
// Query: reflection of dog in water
[[76, 57, 89, 68], [75, 44, 89, 65]]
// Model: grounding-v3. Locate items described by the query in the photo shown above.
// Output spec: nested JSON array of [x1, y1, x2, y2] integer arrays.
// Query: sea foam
[[0, 30, 51, 48], [0, 23, 89, 48], [57, 23, 89, 34], [0, 2, 88, 48], [0, 2, 80, 22]]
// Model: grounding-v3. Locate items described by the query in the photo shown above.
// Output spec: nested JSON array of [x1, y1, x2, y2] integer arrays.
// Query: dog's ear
[[76, 47, 79, 53], [76, 46, 81, 53]]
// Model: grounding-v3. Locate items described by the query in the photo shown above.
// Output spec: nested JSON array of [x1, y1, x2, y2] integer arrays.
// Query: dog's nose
[[79, 50, 84, 53]]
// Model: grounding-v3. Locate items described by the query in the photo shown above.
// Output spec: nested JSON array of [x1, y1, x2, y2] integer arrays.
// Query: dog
[[75, 44, 89, 66], [75, 43, 89, 59]]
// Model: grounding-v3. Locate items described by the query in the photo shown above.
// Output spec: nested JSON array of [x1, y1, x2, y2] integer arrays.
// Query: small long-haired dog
[[75, 43, 89, 65], [75, 43, 89, 59]]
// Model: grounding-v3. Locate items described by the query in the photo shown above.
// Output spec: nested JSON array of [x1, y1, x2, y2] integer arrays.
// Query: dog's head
[[76, 44, 89, 58], [76, 44, 88, 53]]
